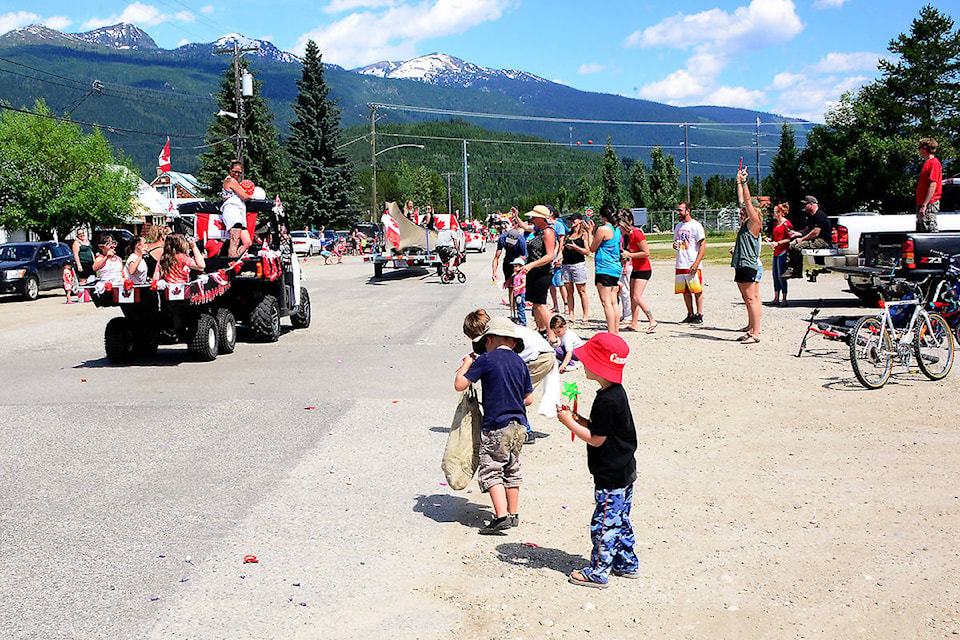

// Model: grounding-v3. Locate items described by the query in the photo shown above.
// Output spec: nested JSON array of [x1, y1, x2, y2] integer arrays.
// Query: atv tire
[[104, 316, 137, 364], [215, 308, 237, 354], [291, 287, 311, 329], [189, 313, 219, 361], [250, 294, 281, 342]]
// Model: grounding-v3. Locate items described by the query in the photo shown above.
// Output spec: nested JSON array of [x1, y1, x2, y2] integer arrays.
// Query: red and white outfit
[[626, 228, 651, 273], [161, 254, 195, 284], [95, 254, 125, 286]]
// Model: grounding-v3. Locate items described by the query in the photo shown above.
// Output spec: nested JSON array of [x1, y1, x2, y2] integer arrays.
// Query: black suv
[[0, 242, 75, 300], [350, 222, 384, 252]]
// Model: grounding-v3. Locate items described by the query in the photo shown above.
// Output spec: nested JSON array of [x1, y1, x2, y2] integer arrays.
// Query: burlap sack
[[441, 386, 482, 490]]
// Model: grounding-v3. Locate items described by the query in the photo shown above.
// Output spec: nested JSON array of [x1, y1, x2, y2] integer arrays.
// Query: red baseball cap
[[573, 332, 629, 383]]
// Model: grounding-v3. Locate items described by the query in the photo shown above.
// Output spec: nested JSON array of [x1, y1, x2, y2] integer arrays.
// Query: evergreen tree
[[628, 158, 651, 208], [572, 175, 591, 210], [690, 175, 706, 208], [598, 139, 623, 210], [649, 146, 681, 210], [287, 41, 354, 229], [876, 5, 960, 140], [766, 123, 803, 211], [556, 185, 568, 214], [198, 57, 294, 207]]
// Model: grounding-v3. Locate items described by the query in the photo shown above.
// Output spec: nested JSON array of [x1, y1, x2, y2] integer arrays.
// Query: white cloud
[[199, 6, 214, 15], [812, 0, 850, 8], [294, 0, 513, 68], [578, 62, 605, 75], [769, 71, 805, 90], [0, 11, 71, 33], [80, 2, 196, 30], [625, 0, 802, 52], [811, 51, 883, 74], [631, 0, 803, 108], [325, 0, 397, 13], [771, 74, 872, 122]]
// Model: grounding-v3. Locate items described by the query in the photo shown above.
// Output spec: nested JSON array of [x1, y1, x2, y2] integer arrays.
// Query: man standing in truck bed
[[916, 137, 943, 233], [782, 196, 832, 280]]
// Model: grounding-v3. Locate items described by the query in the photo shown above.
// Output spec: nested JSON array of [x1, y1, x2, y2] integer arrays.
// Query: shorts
[[595, 273, 619, 288], [221, 200, 247, 231], [734, 266, 758, 283], [675, 269, 703, 294], [477, 422, 524, 492], [630, 269, 652, 281], [551, 267, 564, 287], [437, 245, 456, 262], [561, 262, 588, 285], [526, 268, 551, 305]]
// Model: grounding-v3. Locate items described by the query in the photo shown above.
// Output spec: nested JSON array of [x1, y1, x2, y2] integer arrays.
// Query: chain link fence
[[644, 208, 742, 235]]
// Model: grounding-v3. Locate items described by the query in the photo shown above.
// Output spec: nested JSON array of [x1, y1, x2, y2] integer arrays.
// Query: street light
[[372, 144, 425, 218]]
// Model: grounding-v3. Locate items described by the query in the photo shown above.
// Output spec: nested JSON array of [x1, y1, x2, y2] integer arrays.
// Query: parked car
[[92, 229, 136, 255], [0, 241, 75, 300], [291, 231, 324, 256], [350, 222, 385, 253]]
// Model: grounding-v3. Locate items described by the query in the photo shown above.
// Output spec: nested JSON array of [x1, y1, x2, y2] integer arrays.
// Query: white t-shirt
[[125, 254, 148, 284], [673, 219, 706, 270], [513, 325, 554, 362], [559, 326, 585, 354]]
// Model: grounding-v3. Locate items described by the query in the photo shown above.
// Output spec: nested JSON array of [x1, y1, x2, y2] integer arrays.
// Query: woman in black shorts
[[732, 167, 763, 344], [519, 205, 558, 343]]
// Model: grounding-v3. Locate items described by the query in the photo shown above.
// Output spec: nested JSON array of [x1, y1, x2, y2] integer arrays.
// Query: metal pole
[[684, 123, 690, 203], [462, 140, 470, 220], [216, 42, 258, 160], [370, 105, 377, 218], [756, 117, 762, 198], [445, 172, 452, 215]]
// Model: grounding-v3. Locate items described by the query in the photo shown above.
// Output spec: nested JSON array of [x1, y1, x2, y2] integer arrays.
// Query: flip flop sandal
[[646, 323, 658, 334], [568, 570, 609, 589], [741, 334, 760, 344], [736, 333, 752, 342]]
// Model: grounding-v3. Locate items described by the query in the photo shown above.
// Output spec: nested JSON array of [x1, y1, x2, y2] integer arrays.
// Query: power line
[[0, 103, 207, 140]]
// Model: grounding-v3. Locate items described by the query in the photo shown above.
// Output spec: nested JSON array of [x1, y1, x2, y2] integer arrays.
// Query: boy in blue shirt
[[455, 317, 534, 534], [556, 332, 638, 588]]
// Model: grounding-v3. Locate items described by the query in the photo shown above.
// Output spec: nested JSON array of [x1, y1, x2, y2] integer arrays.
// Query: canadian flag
[[196, 212, 227, 242], [381, 212, 401, 251], [158, 138, 171, 173], [432, 214, 460, 230]]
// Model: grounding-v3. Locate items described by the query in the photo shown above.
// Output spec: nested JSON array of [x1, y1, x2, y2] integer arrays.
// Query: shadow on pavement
[[495, 542, 586, 577], [414, 493, 491, 529]]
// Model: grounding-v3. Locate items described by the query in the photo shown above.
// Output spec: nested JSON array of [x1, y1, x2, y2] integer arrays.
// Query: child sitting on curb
[[556, 332, 639, 588], [455, 317, 533, 534], [550, 314, 584, 373]]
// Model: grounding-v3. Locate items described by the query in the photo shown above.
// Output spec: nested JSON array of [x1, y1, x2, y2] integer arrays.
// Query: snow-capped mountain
[[0, 24, 83, 46], [76, 23, 158, 50], [170, 32, 301, 64], [352, 53, 547, 88]]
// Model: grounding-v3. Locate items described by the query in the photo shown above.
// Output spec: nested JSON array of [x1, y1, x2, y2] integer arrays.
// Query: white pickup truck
[[803, 179, 960, 298]]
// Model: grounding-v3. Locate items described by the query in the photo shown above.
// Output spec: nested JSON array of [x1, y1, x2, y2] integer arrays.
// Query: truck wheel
[[250, 294, 281, 342], [291, 287, 311, 329], [215, 308, 236, 354], [23, 275, 39, 301], [374, 262, 384, 278], [189, 313, 219, 361], [104, 316, 137, 364]]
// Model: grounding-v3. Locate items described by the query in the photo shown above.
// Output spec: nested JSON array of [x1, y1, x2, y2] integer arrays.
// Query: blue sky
[[0, 0, 948, 122]]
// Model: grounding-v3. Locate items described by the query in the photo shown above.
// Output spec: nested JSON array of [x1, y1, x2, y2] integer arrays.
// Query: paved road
[[0, 254, 496, 639]]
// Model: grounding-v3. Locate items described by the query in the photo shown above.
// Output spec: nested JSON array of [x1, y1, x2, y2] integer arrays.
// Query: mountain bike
[[926, 250, 960, 344], [849, 278, 954, 389]]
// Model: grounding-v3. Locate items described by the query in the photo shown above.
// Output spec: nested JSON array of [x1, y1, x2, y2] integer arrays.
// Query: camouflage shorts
[[477, 421, 525, 492], [917, 200, 940, 232]]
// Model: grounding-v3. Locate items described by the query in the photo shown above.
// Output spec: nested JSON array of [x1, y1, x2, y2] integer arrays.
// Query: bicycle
[[849, 278, 954, 389], [926, 250, 960, 344], [439, 249, 466, 284]]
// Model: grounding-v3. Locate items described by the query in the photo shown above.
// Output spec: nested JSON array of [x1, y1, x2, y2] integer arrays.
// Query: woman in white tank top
[[222, 160, 252, 257]]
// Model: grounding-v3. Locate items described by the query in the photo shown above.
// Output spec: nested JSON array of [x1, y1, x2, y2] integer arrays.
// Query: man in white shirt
[[672, 202, 706, 324]]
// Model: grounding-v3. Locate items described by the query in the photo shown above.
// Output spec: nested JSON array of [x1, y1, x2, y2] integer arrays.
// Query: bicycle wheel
[[849, 316, 893, 389], [914, 312, 954, 380]]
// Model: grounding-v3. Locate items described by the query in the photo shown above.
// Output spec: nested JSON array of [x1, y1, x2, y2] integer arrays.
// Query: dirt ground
[[429, 262, 960, 639]]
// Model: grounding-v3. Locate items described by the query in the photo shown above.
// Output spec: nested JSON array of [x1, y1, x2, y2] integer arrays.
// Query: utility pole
[[370, 104, 378, 218], [462, 140, 470, 220], [215, 41, 258, 160], [684, 123, 691, 203], [443, 172, 453, 215], [756, 117, 762, 198]]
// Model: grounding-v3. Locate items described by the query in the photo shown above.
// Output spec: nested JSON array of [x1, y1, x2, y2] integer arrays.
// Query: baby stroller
[[439, 246, 466, 284]]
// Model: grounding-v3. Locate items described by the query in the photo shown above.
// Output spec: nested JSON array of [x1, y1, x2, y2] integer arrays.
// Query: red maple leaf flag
[[381, 211, 401, 251], [158, 137, 171, 172]]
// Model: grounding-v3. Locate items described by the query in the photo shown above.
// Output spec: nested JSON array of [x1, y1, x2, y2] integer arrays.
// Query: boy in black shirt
[[556, 332, 638, 588]]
